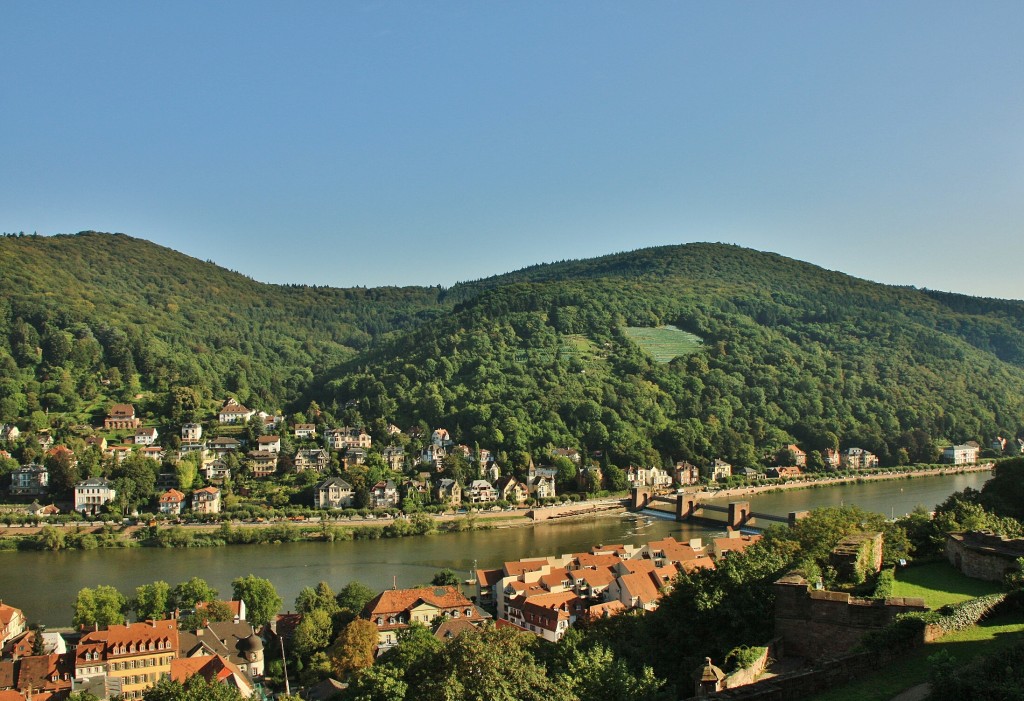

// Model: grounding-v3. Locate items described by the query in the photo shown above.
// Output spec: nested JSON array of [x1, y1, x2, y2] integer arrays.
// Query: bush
[[873, 567, 896, 599], [724, 645, 767, 672]]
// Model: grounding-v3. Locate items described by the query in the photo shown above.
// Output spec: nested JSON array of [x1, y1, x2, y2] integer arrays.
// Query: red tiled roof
[[619, 559, 657, 575], [503, 559, 551, 577], [572, 553, 622, 569], [577, 568, 616, 588], [680, 556, 717, 573], [364, 586, 474, 619], [714, 533, 762, 556], [78, 619, 179, 659], [475, 568, 503, 587], [617, 572, 661, 607], [171, 654, 245, 686], [0, 603, 23, 627], [587, 600, 626, 619]]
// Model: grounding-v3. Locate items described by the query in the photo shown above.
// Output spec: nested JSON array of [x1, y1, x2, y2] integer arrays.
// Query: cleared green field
[[622, 325, 703, 363]]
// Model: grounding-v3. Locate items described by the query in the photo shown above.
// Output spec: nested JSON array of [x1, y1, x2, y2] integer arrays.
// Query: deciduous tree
[[232, 574, 282, 628], [73, 585, 127, 628]]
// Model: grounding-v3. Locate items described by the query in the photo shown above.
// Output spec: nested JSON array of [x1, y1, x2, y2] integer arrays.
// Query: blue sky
[[2, 2, 1022, 298]]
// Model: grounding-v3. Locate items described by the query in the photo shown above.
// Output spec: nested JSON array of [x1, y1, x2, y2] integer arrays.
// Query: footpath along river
[[2, 471, 990, 627]]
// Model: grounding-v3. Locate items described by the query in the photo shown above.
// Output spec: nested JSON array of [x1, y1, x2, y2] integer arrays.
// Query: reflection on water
[[8, 471, 989, 626]]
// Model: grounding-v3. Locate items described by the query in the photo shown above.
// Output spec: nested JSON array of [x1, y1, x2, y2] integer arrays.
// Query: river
[[4, 471, 989, 627]]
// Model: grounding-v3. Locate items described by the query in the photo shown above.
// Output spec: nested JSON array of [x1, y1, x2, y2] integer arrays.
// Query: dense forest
[[315, 244, 1024, 468], [3, 232, 1024, 471]]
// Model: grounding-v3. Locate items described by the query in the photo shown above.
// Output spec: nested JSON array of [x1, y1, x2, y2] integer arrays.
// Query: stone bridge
[[631, 487, 809, 529]]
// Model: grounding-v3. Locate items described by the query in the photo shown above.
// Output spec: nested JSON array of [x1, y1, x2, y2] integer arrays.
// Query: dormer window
[[377, 617, 383, 625], [465, 608, 472, 616]]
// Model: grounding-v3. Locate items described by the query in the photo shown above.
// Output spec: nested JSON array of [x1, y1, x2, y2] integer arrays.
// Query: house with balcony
[[9, 464, 48, 497], [943, 444, 980, 465], [159, 489, 186, 515], [294, 449, 329, 473], [192, 486, 221, 514], [104, 404, 141, 430], [314, 477, 354, 509], [74, 478, 116, 514]]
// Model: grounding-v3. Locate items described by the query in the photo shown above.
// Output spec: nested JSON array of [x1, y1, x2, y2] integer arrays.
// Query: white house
[[75, 478, 116, 515], [134, 427, 159, 445], [314, 478, 355, 509], [466, 480, 497, 504], [181, 423, 203, 442], [943, 444, 980, 465], [219, 398, 255, 424], [256, 435, 281, 454]]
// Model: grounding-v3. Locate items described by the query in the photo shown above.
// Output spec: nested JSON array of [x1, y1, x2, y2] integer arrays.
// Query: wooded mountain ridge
[[3, 231, 1024, 469]]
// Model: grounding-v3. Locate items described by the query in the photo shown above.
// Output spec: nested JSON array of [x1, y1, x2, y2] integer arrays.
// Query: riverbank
[[0, 465, 991, 551], [695, 463, 993, 503]]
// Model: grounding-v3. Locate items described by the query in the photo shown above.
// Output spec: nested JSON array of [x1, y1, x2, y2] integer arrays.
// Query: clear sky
[[2, 2, 1022, 298]]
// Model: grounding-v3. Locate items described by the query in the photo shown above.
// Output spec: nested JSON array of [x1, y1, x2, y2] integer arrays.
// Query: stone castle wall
[[946, 531, 1024, 582], [773, 576, 926, 660]]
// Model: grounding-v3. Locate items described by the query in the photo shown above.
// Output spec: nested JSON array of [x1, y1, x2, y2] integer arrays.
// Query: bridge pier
[[728, 501, 752, 529], [789, 510, 810, 527], [630, 487, 652, 511], [676, 494, 697, 521]]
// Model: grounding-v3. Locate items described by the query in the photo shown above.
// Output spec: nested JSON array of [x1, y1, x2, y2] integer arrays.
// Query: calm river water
[[4, 471, 989, 626]]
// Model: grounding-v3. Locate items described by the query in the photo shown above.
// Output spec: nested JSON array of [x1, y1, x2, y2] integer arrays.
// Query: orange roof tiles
[[503, 559, 551, 577], [363, 586, 475, 618]]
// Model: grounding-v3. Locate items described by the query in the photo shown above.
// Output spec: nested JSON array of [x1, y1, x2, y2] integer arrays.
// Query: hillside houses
[[943, 443, 980, 465], [314, 477, 354, 509], [9, 465, 48, 497], [218, 398, 254, 424], [192, 486, 221, 514], [103, 404, 141, 430], [325, 427, 371, 451], [294, 449, 329, 473], [841, 447, 879, 470]]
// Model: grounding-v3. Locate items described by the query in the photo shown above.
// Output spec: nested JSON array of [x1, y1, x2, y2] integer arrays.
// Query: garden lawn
[[892, 561, 1004, 609], [808, 611, 1024, 701]]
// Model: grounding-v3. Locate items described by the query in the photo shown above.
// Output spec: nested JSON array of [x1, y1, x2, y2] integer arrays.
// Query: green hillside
[[3, 233, 1024, 471], [315, 244, 1024, 468], [0, 232, 441, 422]]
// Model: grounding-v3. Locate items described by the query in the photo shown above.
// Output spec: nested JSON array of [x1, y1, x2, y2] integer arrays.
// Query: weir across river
[[631, 487, 810, 529]]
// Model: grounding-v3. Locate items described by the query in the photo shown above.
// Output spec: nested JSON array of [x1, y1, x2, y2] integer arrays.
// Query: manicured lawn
[[621, 325, 703, 363], [892, 561, 1004, 609], [808, 612, 1024, 701]]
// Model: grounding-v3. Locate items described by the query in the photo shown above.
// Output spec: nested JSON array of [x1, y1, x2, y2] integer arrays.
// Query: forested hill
[[3, 232, 1024, 472], [0, 232, 442, 418], [315, 244, 1024, 469]]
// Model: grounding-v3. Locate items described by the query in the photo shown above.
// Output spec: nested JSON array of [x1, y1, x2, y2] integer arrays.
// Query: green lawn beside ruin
[[892, 561, 1004, 609], [808, 611, 1024, 701], [808, 563, 1014, 701]]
